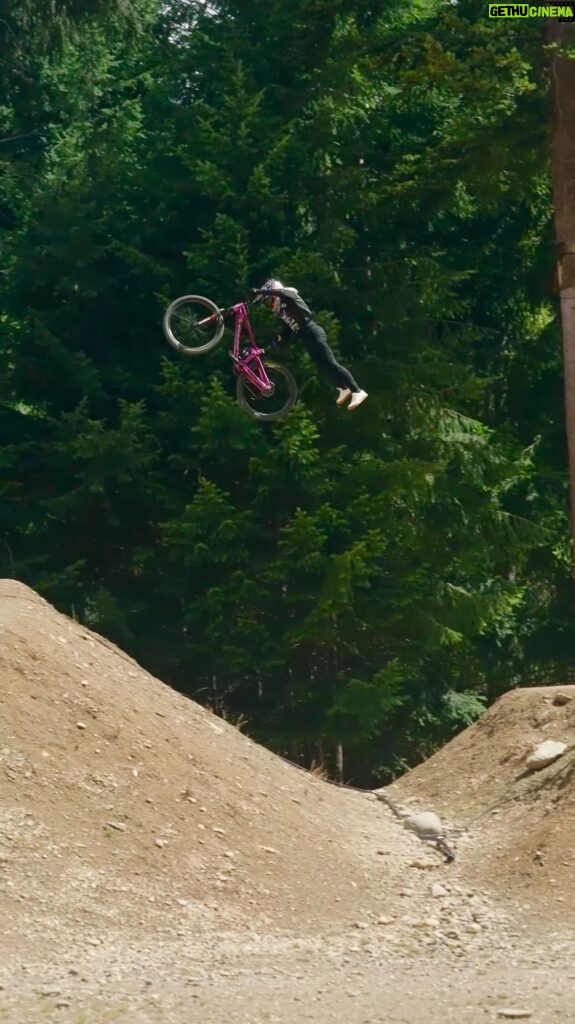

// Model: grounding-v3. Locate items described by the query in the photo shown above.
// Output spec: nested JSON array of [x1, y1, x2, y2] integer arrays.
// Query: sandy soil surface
[[1, 579, 574, 1023]]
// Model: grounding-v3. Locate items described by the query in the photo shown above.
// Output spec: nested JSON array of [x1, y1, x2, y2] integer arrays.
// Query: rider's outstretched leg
[[301, 324, 368, 409]]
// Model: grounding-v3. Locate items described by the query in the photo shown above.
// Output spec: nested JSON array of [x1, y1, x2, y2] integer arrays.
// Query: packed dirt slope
[[1, 578, 575, 1024], [0, 580, 391, 937], [0, 579, 462, 949], [382, 684, 575, 926]]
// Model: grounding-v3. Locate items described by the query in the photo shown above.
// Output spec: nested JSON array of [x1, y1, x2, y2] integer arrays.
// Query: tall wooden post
[[547, 18, 575, 580]]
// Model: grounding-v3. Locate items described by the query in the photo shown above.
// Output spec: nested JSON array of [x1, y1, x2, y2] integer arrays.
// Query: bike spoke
[[163, 296, 224, 353], [170, 305, 214, 346]]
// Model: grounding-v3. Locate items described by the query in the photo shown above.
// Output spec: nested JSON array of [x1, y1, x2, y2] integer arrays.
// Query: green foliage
[[328, 662, 409, 743], [442, 690, 487, 728]]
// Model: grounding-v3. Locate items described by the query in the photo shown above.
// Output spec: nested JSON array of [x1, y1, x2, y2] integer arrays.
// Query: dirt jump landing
[[381, 684, 575, 928]]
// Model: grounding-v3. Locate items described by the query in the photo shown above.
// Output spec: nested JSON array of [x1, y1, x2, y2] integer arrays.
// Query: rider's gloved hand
[[249, 287, 263, 303]]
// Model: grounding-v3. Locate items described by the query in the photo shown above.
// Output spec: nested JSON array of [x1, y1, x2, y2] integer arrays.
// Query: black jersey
[[261, 286, 314, 335]]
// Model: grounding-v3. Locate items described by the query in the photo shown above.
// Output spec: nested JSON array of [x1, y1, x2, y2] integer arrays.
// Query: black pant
[[300, 322, 360, 393]]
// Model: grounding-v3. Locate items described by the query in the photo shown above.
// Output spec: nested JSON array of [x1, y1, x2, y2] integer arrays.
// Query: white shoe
[[336, 388, 351, 406], [348, 390, 368, 410]]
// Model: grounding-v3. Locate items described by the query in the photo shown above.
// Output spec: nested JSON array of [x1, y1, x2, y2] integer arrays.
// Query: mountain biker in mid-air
[[252, 280, 368, 410]]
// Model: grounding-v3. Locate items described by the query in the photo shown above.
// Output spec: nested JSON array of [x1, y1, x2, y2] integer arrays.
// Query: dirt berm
[[1, 579, 574, 1024]]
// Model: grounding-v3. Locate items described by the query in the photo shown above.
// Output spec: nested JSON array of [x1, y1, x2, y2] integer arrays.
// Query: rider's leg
[[300, 323, 363, 393]]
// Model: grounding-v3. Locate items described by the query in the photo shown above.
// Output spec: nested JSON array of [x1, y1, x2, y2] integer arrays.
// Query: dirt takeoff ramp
[[0, 578, 432, 954]]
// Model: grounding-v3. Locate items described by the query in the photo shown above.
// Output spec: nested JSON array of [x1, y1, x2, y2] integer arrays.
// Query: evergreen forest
[[2, 0, 575, 784]]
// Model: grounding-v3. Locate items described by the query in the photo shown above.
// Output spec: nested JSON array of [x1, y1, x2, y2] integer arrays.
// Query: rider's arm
[[251, 286, 298, 302]]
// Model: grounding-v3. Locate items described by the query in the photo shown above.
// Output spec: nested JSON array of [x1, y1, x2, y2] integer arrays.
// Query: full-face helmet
[[257, 279, 283, 313]]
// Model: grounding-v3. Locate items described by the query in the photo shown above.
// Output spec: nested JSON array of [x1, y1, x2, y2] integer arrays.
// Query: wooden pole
[[547, 19, 575, 581]]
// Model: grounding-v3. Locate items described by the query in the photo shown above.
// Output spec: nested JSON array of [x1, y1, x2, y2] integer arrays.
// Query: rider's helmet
[[256, 279, 284, 314]]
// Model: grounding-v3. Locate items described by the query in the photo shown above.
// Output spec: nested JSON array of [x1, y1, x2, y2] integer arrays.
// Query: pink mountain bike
[[163, 295, 298, 421]]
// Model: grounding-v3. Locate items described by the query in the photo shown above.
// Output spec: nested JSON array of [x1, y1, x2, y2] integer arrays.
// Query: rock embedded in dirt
[[525, 740, 567, 772], [496, 1010, 533, 1020], [431, 883, 450, 898], [403, 811, 443, 838]]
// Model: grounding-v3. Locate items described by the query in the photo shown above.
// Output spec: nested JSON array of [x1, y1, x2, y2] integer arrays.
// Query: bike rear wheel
[[236, 361, 297, 421], [163, 295, 224, 355]]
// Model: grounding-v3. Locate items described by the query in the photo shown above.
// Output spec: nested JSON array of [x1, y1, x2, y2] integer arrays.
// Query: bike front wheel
[[236, 361, 297, 421], [163, 295, 225, 355]]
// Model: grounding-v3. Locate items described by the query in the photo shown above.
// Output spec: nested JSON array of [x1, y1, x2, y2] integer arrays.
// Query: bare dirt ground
[[1, 578, 574, 1023]]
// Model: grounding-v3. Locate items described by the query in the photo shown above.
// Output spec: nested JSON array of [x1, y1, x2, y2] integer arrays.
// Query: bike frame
[[218, 302, 275, 395]]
